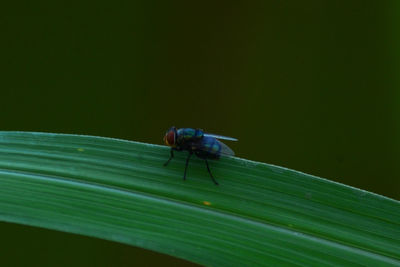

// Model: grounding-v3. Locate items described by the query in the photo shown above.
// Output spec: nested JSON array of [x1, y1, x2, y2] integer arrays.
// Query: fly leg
[[205, 159, 219, 185], [164, 148, 175, 166], [183, 151, 193, 180]]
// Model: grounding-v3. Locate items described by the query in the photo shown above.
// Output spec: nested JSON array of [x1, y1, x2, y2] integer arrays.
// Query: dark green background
[[1, 1, 398, 266]]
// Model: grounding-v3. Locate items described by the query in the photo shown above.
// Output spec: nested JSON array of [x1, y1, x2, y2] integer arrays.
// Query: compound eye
[[165, 130, 175, 146]]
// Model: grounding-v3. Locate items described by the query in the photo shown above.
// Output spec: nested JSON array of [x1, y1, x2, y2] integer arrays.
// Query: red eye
[[165, 130, 175, 146]]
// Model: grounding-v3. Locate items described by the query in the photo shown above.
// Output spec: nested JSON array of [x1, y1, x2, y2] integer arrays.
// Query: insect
[[163, 126, 237, 185]]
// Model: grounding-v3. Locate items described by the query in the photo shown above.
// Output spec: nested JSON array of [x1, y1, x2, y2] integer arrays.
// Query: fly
[[163, 126, 237, 185]]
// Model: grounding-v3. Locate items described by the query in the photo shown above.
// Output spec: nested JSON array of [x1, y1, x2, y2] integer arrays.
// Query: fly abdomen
[[198, 136, 222, 158]]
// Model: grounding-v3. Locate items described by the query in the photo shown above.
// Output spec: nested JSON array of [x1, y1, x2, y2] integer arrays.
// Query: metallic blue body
[[163, 126, 237, 185]]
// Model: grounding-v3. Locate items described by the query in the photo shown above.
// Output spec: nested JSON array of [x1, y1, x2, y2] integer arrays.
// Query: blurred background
[[1, 1, 398, 266]]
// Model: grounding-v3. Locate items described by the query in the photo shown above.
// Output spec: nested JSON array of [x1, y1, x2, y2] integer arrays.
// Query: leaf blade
[[0, 132, 399, 266]]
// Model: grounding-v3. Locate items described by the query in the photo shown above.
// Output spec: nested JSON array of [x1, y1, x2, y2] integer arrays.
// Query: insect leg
[[164, 148, 175, 166], [205, 159, 219, 185], [183, 151, 193, 180]]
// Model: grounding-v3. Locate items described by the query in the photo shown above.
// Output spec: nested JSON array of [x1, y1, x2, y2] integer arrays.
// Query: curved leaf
[[0, 132, 399, 266]]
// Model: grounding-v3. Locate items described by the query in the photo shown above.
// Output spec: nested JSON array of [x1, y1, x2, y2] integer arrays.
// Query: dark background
[[1, 1, 398, 266]]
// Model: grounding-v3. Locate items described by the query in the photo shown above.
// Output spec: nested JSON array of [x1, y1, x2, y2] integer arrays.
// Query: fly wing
[[218, 140, 235, 156], [203, 133, 238, 142]]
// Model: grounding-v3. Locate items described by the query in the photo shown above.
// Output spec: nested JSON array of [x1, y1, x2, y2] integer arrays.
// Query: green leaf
[[0, 131, 399, 266]]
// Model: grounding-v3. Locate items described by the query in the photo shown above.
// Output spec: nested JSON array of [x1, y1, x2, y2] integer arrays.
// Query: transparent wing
[[218, 140, 235, 156], [203, 133, 238, 142]]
